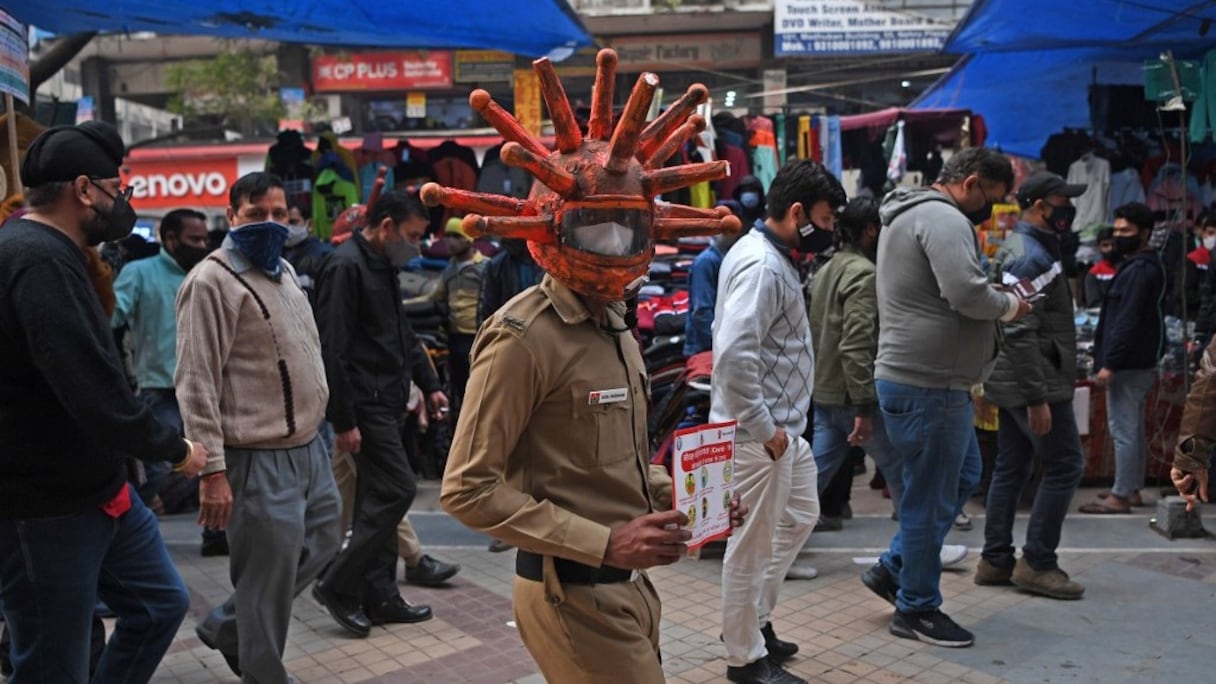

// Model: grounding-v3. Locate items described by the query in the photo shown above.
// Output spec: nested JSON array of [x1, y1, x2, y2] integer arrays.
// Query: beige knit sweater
[[175, 246, 329, 475]]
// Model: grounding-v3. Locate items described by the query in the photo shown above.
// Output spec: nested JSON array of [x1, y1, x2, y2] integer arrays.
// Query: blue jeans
[[983, 402, 1084, 571], [812, 402, 905, 511], [877, 380, 981, 614], [1106, 368, 1157, 498], [0, 486, 190, 683]]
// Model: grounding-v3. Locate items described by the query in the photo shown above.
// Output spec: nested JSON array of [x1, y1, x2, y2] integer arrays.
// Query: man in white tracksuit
[[712, 159, 847, 684]]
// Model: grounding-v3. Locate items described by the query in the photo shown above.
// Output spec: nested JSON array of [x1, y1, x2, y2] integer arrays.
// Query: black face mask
[[1046, 204, 1078, 232], [1113, 234, 1145, 257], [798, 221, 835, 254], [171, 243, 211, 271], [87, 182, 138, 245], [1101, 250, 1121, 265], [963, 203, 993, 225], [961, 182, 995, 225]]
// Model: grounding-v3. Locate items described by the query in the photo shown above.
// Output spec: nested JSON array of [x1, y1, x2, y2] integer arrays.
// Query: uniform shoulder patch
[[500, 314, 526, 334]]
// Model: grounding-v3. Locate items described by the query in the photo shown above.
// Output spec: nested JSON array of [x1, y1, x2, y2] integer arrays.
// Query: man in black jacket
[[477, 237, 544, 326], [1082, 202, 1166, 514], [313, 191, 449, 636], [0, 121, 206, 682]]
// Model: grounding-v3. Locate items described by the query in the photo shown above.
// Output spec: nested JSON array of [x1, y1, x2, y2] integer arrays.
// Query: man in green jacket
[[977, 172, 1087, 600], [809, 198, 905, 512]]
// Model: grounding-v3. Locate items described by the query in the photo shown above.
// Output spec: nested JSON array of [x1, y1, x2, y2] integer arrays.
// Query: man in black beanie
[[0, 121, 207, 683]]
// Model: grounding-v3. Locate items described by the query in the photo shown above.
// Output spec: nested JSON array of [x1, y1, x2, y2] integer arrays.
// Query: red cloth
[[1089, 260, 1118, 279], [1188, 247, 1211, 268], [100, 483, 132, 518]]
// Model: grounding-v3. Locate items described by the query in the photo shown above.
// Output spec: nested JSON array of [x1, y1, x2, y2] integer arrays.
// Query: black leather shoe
[[312, 582, 371, 637], [365, 595, 433, 625], [200, 535, 229, 557], [726, 656, 807, 684], [487, 539, 514, 553], [195, 626, 241, 677], [761, 622, 799, 661], [404, 554, 460, 587]]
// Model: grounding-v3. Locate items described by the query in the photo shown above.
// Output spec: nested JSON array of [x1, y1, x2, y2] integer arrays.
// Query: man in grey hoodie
[[860, 148, 1030, 648], [713, 160, 846, 684]]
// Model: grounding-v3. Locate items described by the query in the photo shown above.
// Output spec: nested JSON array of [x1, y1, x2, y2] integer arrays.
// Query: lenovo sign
[[122, 158, 238, 209], [312, 51, 453, 92]]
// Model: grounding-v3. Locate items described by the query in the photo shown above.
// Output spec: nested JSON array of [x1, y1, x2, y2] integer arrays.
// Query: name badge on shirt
[[588, 388, 629, 406]]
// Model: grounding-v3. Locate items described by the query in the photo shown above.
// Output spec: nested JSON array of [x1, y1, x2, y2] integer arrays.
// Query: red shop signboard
[[312, 51, 453, 92]]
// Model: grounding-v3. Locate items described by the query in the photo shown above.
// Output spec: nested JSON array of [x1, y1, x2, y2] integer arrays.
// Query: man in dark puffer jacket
[[978, 172, 1087, 600]]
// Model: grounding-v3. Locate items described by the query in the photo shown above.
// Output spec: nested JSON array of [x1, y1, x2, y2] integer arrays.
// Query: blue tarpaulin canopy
[[5, 0, 592, 58], [914, 0, 1216, 158]]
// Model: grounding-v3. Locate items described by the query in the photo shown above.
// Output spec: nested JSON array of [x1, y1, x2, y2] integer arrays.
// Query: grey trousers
[[197, 438, 342, 684]]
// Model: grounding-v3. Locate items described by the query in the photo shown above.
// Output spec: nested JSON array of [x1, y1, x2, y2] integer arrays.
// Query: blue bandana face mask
[[230, 221, 289, 279]]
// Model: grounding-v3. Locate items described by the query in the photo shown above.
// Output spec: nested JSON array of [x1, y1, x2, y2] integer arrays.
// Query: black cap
[[20, 121, 126, 188], [1016, 171, 1086, 207]]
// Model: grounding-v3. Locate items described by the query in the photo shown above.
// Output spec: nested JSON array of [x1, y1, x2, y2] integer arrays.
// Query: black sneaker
[[889, 609, 974, 648], [760, 622, 798, 661], [861, 562, 899, 606], [726, 655, 808, 684]]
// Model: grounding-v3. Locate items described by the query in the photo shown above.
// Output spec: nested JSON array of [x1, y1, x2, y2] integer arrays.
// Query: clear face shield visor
[[558, 199, 654, 258]]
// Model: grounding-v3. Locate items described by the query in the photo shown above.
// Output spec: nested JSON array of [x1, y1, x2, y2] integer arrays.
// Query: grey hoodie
[[875, 187, 1018, 391]]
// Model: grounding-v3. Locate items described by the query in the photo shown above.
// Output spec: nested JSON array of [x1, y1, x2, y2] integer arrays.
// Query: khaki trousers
[[513, 559, 664, 684], [331, 449, 422, 566]]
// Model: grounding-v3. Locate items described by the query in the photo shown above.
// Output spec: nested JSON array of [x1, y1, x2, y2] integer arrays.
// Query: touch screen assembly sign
[[775, 0, 952, 56]]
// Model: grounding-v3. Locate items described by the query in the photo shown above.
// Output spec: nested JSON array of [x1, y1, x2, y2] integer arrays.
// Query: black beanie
[[20, 121, 126, 188]]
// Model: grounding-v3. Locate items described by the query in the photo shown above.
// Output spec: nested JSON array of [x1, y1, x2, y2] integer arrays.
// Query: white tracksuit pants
[[721, 436, 820, 667]]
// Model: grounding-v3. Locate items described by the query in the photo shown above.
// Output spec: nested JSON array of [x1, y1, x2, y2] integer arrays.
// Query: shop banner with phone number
[[775, 0, 952, 56]]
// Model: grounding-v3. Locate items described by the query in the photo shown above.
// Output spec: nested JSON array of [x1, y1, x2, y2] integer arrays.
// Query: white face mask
[[1203, 235, 1216, 251], [571, 221, 638, 257]]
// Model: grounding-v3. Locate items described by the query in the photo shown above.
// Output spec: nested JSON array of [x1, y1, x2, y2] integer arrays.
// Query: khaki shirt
[[442, 275, 672, 567]]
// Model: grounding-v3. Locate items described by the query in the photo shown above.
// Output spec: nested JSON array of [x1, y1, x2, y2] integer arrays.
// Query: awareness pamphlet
[[672, 420, 737, 551]]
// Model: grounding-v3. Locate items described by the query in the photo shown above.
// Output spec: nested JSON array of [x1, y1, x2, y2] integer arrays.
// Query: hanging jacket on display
[[358, 163, 395, 204], [312, 132, 358, 184], [746, 116, 779, 192], [1189, 50, 1216, 143], [312, 168, 360, 241], [1108, 167, 1146, 222], [476, 145, 532, 199], [266, 129, 315, 211], [1067, 153, 1111, 231]]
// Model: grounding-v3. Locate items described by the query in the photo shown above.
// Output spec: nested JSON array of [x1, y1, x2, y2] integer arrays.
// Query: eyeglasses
[[90, 179, 133, 202]]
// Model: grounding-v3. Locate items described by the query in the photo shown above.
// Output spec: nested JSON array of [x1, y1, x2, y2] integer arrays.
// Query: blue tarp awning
[[913, 0, 1216, 158], [6, 0, 592, 58]]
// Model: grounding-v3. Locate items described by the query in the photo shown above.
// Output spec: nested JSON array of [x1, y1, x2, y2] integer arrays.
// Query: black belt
[[516, 551, 634, 585]]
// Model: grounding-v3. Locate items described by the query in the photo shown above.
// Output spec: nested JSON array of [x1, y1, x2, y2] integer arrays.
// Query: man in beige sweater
[[176, 172, 341, 683]]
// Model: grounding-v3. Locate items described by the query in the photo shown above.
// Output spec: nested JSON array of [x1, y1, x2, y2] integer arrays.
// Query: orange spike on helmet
[[420, 49, 743, 301]]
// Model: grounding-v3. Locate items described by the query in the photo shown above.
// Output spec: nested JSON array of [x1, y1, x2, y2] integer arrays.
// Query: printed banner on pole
[[0, 11, 29, 104], [672, 421, 736, 551], [775, 0, 952, 56], [513, 68, 542, 137]]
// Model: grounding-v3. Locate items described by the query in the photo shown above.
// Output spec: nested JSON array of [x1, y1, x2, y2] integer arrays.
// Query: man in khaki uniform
[[431, 49, 744, 682], [443, 275, 693, 683]]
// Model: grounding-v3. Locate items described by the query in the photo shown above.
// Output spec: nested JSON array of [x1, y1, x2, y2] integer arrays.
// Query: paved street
[[147, 481, 1216, 683]]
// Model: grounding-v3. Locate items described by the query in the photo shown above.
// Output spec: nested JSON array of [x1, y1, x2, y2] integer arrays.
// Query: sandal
[[1097, 490, 1144, 506], [1079, 495, 1132, 514]]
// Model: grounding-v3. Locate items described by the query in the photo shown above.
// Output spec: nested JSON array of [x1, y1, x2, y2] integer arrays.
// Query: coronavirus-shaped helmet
[[421, 49, 742, 301]]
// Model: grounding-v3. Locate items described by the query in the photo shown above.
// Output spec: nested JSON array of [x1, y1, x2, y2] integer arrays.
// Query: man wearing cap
[[410, 217, 487, 421], [0, 121, 207, 682], [976, 172, 1087, 600]]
